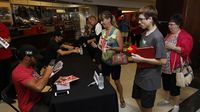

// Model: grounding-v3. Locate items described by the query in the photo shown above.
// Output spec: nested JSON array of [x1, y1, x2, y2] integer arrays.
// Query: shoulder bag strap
[[180, 56, 184, 70], [172, 53, 177, 71]]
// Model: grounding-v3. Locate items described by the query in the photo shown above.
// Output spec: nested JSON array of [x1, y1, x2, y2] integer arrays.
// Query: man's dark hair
[[138, 5, 158, 25], [18, 44, 42, 60], [53, 31, 62, 37], [169, 13, 184, 27]]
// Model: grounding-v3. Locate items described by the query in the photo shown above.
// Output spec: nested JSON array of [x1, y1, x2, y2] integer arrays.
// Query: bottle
[[98, 73, 104, 90], [80, 46, 83, 55]]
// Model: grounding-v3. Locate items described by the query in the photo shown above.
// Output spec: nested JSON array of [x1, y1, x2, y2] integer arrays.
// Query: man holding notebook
[[131, 5, 167, 112]]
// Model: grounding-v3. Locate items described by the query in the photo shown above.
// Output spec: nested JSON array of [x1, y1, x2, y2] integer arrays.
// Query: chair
[[1, 83, 20, 112]]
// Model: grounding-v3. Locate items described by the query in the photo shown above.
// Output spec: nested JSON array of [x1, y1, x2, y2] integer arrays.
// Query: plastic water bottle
[[80, 46, 83, 55], [98, 73, 104, 90]]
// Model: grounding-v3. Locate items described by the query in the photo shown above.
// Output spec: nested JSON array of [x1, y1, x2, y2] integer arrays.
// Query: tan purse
[[174, 55, 194, 87]]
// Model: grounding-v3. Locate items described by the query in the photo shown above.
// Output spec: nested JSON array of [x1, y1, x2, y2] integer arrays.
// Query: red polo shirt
[[0, 23, 12, 60]]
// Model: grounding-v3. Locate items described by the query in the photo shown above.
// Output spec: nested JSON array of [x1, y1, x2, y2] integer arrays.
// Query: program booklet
[[136, 47, 155, 68], [54, 75, 79, 84], [54, 75, 79, 91]]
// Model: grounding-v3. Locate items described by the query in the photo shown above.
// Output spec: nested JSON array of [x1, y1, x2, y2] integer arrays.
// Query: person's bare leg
[[164, 91, 170, 101], [135, 99, 142, 111], [157, 90, 171, 106], [170, 95, 180, 112], [97, 64, 102, 71], [172, 95, 180, 106], [106, 76, 110, 82], [114, 79, 125, 108]]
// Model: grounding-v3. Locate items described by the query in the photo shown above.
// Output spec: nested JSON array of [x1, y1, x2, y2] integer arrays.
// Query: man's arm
[[24, 66, 53, 92], [60, 44, 74, 50], [132, 54, 167, 65], [57, 49, 80, 56]]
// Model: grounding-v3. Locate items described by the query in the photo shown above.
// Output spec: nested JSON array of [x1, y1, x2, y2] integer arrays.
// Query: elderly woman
[[158, 14, 193, 112], [98, 11, 125, 108]]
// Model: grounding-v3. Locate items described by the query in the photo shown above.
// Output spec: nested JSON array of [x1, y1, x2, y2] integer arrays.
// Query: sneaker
[[157, 100, 170, 106], [171, 105, 179, 112]]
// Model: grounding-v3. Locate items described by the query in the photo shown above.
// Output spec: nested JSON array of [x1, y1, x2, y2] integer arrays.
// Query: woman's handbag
[[102, 50, 128, 65], [112, 52, 128, 65], [102, 50, 115, 65], [175, 56, 194, 87]]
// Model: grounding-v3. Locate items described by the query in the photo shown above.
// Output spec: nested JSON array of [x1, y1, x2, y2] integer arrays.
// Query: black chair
[[1, 83, 20, 112]]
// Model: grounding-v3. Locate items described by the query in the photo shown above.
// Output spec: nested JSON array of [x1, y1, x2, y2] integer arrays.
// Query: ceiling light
[[122, 10, 136, 13], [56, 9, 66, 13]]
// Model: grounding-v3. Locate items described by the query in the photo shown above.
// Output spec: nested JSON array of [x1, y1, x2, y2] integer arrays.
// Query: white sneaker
[[157, 100, 170, 106], [171, 105, 179, 112]]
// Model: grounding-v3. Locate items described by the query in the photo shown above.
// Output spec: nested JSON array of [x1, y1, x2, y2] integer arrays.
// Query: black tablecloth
[[49, 48, 119, 112]]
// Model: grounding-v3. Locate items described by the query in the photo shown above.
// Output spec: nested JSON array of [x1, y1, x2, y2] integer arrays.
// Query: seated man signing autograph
[[43, 31, 80, 66], [12, 45, 53, 112]]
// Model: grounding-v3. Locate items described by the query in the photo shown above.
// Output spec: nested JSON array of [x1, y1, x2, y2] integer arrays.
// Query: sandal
[[120, 100, 126, 108]]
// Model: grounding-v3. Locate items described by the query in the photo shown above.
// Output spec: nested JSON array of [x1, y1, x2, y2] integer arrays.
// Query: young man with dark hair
[[43, 31, 80, 66], [12, 44, 53, 112], [131, 5, 167, 112]]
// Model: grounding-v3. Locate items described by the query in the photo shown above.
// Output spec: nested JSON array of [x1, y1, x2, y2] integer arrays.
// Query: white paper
[[53, 61, 63, 73], [56, 83, 70, 91], [0, 36, 9, 49], [49, 61, 63, 78]]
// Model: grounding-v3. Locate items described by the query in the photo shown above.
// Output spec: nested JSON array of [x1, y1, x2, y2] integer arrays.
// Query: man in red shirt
[[0, 23, 13, 101], [12, 45, 53, 112]]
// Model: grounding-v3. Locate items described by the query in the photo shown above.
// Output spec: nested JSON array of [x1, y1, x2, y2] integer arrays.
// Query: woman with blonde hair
[[98, 11, 126, 108]]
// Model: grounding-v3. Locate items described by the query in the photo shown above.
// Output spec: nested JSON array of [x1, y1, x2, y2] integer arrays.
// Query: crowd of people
[[0, 4, 194, 112]]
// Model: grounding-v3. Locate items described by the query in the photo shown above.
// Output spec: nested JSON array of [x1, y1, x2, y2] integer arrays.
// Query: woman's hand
[[165, 42, 175, 50], [165, 42, 181, 53]]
